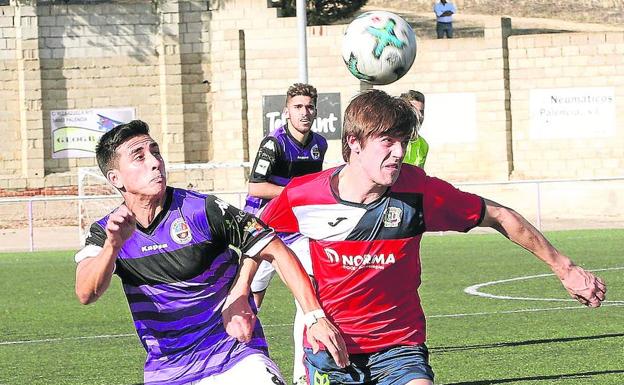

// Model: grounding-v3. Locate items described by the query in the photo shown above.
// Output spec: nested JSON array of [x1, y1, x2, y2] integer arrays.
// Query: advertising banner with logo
[[530, 87, 616, 139], [262, 93, 342, 140], [51, 107, 136, 158]]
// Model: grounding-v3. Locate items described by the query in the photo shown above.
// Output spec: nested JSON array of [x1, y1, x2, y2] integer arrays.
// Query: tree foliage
[[278, 0, 367, 25]]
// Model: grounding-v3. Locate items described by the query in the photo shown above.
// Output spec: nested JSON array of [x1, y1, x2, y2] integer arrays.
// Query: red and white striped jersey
[[261, 164, 484, 353]]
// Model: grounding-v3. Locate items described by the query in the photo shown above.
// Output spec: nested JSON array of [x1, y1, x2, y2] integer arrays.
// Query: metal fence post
[[28, 199, 34, 252], [535, 182, 542, 231]]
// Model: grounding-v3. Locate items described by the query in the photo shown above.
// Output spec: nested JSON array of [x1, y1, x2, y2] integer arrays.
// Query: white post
[[535, 182, 542, 231], [296, 0, 308, 83], [78, 168, 85, 245], [28, 200, 34, 252]]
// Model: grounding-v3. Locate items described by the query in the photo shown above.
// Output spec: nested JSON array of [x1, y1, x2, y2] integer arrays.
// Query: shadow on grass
[[441, 369, 624, 384], [431, 332, 624, 353]]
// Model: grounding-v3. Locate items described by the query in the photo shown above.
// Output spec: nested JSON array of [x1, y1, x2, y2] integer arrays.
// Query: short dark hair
[[400, 90, 425, 105], [342, 89, 417, 162], [95, 120, 150, 175], [286, 83, 318, 106]]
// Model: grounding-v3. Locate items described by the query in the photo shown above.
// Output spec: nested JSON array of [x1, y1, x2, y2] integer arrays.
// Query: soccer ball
[[341, 11, 417, 85]]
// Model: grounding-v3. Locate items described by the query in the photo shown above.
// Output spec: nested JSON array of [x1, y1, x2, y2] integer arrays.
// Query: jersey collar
[[136, 186, 174, 235]]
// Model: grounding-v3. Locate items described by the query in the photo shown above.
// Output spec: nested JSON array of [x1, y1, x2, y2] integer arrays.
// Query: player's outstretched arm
[[75, 206, 136, 305], [479, 198, 606, 307], [258, 237, 350, 368], [222, 256, 259, 343], [248, 182, 284, 200]]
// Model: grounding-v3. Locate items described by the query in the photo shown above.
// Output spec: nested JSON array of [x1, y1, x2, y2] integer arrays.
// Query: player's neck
[[335, 164, 387, 205], [287, 125, 309, 145], [124, 193, 165, 228]]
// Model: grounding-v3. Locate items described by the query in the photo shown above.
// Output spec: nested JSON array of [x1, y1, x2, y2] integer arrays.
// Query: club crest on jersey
[[310, 144, 321, 160], [170, 217, 192, 245], [324, 248, 396, 270], [383, 206, 402, 228], [243, 218, 265, 237]]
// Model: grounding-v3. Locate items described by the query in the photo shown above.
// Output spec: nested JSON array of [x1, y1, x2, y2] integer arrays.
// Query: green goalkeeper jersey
[[404, 136, 429, 168]]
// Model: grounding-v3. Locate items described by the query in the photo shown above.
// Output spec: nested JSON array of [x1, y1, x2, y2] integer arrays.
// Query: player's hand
[[222, 293, 256, 343], [558, 265, 606, 307], [105, 205, 136, 249], [307, 318, 349, 368]]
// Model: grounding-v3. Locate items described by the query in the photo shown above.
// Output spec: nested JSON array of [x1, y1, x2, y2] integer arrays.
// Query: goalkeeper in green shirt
[[401, 90, 428, 168]]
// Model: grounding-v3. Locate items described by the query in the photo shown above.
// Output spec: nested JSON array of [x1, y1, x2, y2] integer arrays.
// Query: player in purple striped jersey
[[74, 120, 347, 385], [244, 83, 327, 217], [244, 83, 327, 384]]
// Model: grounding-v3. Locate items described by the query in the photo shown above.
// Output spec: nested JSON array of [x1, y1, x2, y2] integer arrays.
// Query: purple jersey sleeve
[[84, 221, 107, 247], [248, 137, 281, 183], [204, 195, 274, 256]]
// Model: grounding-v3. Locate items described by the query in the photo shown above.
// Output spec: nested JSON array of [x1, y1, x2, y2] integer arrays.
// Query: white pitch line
[[0, 333, 135, 346], [3, 303, 623, 347], [464, 266, 624, 303], [428, 302, 624, 318]]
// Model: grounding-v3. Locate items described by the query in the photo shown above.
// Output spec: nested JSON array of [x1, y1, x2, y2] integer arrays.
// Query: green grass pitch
[[0, 229, 622, 385]]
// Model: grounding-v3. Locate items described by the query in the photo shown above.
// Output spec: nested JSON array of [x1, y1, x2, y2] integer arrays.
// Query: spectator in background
[[434, 0, 456, 38], [400, 90, 428, 168]]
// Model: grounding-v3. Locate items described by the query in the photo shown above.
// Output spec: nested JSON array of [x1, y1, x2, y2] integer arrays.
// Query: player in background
[[74, 120, 347, 385], [258, 90, 606, 385], [244, 83, 327, 385], [400, 90, 428, 168], [244, 83, 327, 218]]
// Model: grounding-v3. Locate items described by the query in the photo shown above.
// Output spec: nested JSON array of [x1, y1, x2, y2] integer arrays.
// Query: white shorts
[[251, 260, 277, 293], [192, 353, 286, 385], [250, 235, 313, 293]]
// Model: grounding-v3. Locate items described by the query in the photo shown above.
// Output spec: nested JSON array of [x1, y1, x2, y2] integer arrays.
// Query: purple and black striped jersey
[[244, 125, 327, 214], [77, 187, 275, 385]]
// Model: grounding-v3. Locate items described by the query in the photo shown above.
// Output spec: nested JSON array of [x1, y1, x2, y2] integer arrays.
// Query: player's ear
[[107, 169, 124, 190], [346, 135, 362, 154], [282, 107, 289, 120]]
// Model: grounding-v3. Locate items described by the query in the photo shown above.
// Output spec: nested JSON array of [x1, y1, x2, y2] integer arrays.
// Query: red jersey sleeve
[[259, 188, 300, 233], [423, 176, 485, 232]]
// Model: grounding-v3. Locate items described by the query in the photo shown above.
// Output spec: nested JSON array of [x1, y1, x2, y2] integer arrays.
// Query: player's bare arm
[[222, 256, 259, 343], [258, 237, 350, 368], [479, 198, 606, 307], [75, 205, 136, 305], [248, 181, 284, 200]]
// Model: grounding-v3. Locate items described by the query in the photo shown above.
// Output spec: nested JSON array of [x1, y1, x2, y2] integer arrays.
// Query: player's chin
[[148, 178, 167, 192], [379, 168, 400, 185], [297, 123, 312, 132]]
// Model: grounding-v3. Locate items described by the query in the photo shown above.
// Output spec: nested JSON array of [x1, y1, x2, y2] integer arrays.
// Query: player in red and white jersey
[[259, 90, 606, 385]]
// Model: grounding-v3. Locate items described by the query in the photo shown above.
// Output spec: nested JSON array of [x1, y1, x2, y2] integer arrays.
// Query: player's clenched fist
[[558, 265, 607, 308], [106, 205, 136, 248]]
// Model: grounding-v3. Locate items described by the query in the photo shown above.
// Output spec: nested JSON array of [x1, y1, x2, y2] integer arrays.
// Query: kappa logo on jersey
[[141, 243, 168, 253], [263, 140, 276, 151], [311, 144, 321, 160], [324, 248, 396, 270], [215, 198, 230, 215], [170, 217, 192, 245], [383, 206, 402, 228]]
